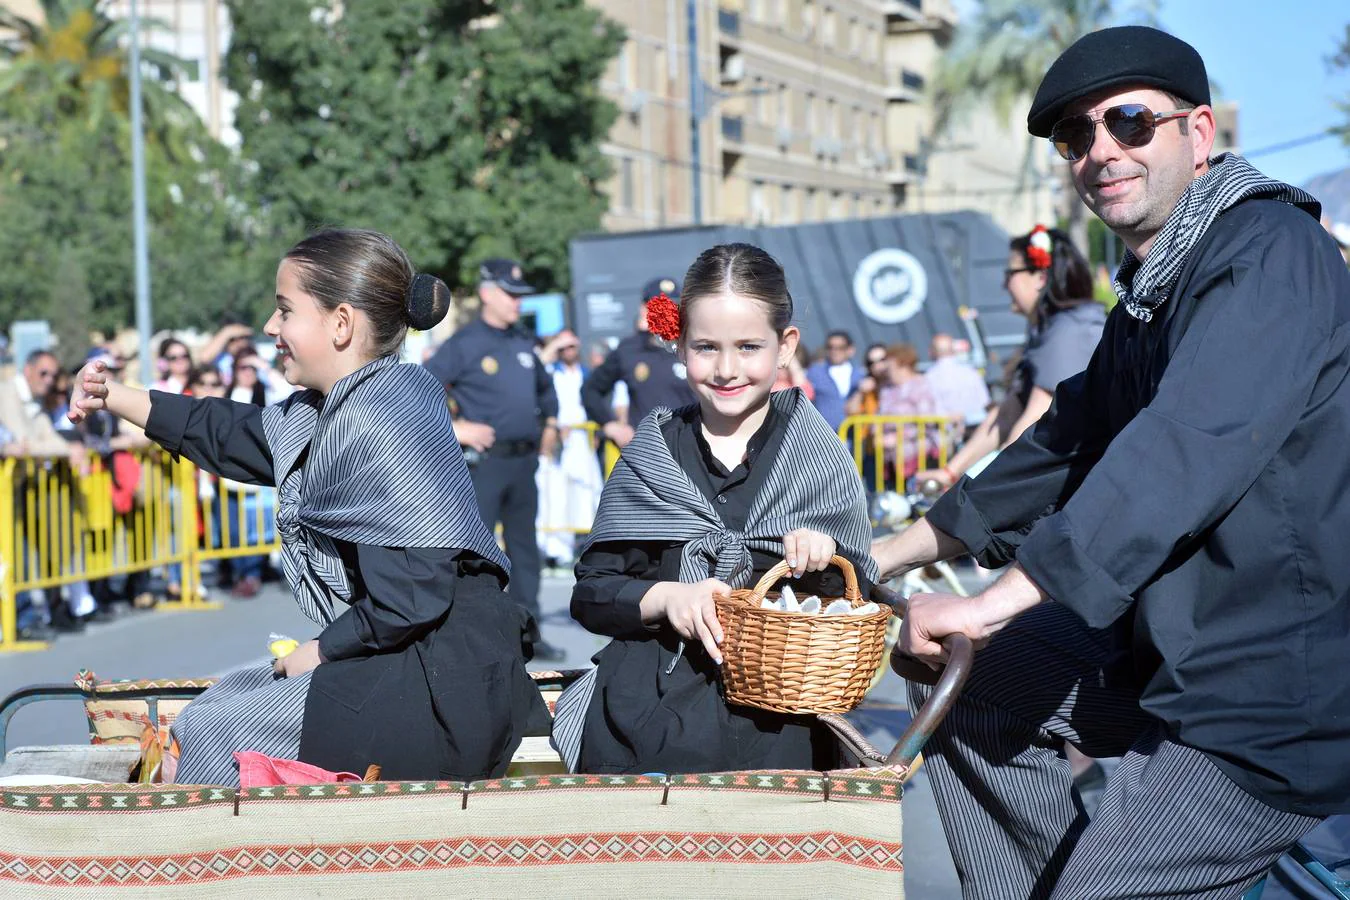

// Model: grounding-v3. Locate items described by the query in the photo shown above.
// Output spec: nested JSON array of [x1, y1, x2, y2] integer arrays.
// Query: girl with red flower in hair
[[555, 243, 880, 776]]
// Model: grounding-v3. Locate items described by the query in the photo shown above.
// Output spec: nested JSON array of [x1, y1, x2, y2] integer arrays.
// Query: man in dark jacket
[[581, 277, 695, 447], [425, 259, 564, 662], [873, 27, 1350, 899]]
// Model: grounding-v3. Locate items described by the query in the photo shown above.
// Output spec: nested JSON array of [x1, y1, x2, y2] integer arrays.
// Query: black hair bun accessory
[[405, 273, 451, 330]]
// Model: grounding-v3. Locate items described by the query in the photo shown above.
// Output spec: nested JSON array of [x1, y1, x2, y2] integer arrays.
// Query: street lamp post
[[129, 0, 153, 377], [686, 0, 702, 226]]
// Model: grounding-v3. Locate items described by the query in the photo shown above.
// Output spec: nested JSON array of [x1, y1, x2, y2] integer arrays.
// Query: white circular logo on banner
[[852, 249, 928, 324]]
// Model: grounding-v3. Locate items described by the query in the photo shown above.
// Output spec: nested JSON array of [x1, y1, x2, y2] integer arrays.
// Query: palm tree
[[926, 0, 1160, 250], [0, 0, 202, 158]]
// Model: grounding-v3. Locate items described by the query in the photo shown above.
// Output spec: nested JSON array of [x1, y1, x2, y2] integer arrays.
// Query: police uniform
[[424, 259, 561, 660], [582, 277, 696, 426]]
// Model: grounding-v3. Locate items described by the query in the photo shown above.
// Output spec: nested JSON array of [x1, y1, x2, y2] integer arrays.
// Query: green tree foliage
[[0, 0, 199, 157], [0, 0, 275, 336], [223, 0, 624, 292], [1333, 22, 1350, 148]]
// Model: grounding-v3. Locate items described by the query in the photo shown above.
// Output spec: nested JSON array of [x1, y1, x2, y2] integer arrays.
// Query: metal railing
[[0, 449, 215, 653], [838, 414, 959, 494], [2, 418, 950, 652]]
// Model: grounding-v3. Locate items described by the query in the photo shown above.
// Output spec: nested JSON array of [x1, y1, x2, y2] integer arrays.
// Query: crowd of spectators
[[2, 317, 997, 643], [1, 323, 295, 641]]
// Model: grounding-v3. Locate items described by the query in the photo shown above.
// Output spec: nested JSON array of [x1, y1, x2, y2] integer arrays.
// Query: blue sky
[[1160, 0, 1349, 186], [947, 0, 1350, 186]]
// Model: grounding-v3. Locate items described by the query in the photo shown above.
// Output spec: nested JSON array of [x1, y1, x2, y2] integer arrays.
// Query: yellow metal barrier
[[4, 414, 930, 652], [838, 414, 960, 495], [0, 448, 218, 652]]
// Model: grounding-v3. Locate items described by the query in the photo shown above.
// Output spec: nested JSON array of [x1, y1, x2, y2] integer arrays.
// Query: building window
[[778, 83, 791, 129], [826, 98, 837, 138], [620, 157, 635, 211], [805, 187, 818, 220], [753, 77, 767, 124], [780, 184, 794, 223], [751, 180, 768, 224], [848, 18, 860, 56], [805, 92, 816, 131], [822, 7, 836, 47], [802, 0, 815, 35]]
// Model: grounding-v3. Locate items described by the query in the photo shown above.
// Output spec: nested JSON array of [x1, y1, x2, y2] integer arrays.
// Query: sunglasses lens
[[1104, 104, 1156, 147], [1050, 115, 1094, 161]]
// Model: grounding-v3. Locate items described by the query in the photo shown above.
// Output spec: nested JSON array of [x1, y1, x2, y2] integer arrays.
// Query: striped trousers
[[910, 603, 1321, 900]]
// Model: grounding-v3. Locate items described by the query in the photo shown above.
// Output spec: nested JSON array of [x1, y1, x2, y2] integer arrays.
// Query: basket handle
[[747, 554, 862, 602]]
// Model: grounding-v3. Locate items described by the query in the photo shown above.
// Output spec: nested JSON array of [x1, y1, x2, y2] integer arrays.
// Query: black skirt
[[300, 569, 548, 781], [578, 627, 839, 775]]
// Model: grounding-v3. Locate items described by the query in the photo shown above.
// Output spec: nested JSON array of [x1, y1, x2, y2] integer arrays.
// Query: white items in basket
[[760, 585, 879, 617]]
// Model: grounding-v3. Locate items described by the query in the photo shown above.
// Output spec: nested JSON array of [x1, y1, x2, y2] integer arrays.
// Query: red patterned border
[[0, 831, 902, 886]]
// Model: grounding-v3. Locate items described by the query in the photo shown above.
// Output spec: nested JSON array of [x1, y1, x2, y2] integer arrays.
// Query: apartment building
[[7, 0, 1174, 237], [592, 0, 961, 231]]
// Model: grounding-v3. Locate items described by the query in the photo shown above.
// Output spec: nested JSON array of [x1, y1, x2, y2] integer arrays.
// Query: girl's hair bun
[[405, 273, 451, 330]]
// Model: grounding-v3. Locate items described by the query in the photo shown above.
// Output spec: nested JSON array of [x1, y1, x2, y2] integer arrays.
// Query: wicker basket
[[715, 555, 892, 715]]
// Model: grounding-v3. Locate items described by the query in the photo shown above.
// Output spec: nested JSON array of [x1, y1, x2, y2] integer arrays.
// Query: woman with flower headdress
[[930, 225, 1105, 485]]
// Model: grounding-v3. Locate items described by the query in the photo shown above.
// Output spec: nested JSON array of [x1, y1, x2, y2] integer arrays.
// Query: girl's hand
[[660, 578, 730, 664], [273, 639, 324, 678], [782, 529, 836, 577], [68, 361, 109, 425]]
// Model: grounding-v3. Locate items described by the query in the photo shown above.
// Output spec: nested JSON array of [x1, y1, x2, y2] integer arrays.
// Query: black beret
[[1027, 26, 1209, 138]]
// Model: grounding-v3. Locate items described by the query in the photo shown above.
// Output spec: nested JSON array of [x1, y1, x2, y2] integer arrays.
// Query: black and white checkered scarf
[[1114, 153, 1320, 323], [261, 354, 509, 626]]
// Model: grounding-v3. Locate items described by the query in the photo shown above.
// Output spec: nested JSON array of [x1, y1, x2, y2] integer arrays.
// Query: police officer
[[582, 276, 696, 447], [424, 258, 564, 662]]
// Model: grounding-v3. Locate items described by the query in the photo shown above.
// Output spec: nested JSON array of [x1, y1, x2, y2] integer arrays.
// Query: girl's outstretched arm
[[72, 360, 275, 485]]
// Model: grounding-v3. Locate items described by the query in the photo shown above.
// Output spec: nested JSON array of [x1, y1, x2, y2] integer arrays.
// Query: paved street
[[0, 572, 961, 898]]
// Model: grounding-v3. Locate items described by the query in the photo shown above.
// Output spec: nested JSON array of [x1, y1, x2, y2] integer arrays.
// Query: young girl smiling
[[70, 229, 546, 785], [558, 243, 878, 775]]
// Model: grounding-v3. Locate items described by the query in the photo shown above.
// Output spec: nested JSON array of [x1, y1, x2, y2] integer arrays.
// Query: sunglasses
[[164, 352, 190, 362], [34, 368, 57, 379], [1003, 266, 1035, 283], [197, 380, 223, 388], [1049, 104, 1193, 162]]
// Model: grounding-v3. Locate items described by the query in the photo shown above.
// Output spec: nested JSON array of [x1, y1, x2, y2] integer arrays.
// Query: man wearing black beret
[[874, 25, 1350, 898]]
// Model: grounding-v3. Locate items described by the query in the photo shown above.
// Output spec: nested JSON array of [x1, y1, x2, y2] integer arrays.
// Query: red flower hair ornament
[[1026, 225, 1053, 270], [645, 293, 682, 342]]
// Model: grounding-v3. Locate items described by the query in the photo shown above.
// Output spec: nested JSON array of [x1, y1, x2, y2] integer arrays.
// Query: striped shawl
[[261, 354, 509, 625], [581, 387, 879, 589]]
